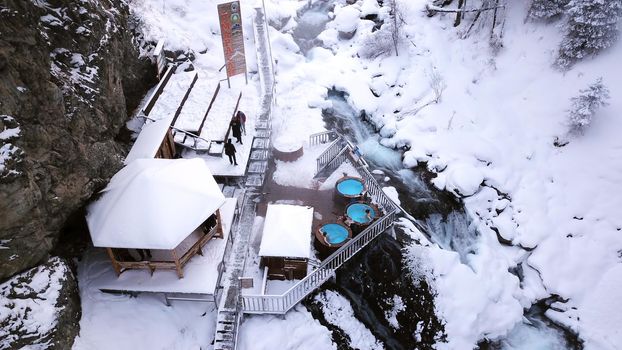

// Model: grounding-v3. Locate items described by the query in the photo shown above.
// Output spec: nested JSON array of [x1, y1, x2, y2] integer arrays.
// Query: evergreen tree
[[567, 78, 610, 134], [557, 0, 622, 68], [528, 0, 569, 20]]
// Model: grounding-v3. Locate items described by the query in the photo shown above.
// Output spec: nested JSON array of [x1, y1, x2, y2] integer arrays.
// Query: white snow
[[124, 118, 172, 164], [147, 71, 197, 121], [332, 5, 360, 34], [0, 257, 68, 349], [238, 305, 335, 350], [259, 204, 313, 259], [382, 186, 401, 206], [272, 143, 330, 188], [273, 135, 302, 153], [314, 290, 384, 350], [384, 294, 405, 329], [172, 76, 219, 132], [86, 158, 225, 249], [73, 280, 215, 350]]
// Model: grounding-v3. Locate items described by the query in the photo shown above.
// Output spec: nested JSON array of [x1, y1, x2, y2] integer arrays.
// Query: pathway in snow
[[212, 6, 275, 350]]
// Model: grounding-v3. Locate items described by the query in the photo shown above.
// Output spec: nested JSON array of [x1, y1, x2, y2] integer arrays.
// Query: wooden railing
[[315, 137, 346, 175], [142, 65, 175, 117], [309, 130, 339, 146], [241, 209, 396, 314]]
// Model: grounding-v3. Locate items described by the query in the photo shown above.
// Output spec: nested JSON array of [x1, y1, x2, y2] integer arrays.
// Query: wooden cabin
[[258, 204, 313, 280], [86, 158, 226, 278]]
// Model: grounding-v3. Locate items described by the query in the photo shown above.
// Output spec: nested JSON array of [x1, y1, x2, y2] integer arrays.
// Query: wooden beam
[[172, 250, 184, 278], [106, 248, 122, 276], [215, 209, 224, 238]]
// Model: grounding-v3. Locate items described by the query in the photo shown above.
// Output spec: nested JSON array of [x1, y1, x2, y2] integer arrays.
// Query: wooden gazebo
[[86, 158, 226, 278]]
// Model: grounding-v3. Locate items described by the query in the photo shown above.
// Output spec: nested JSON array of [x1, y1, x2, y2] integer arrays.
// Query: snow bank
[[74, 253, 214, 350], [314, 290, 384, 350], [1, 257, 77, 349], [402, 219, 523, 349], [238, 305, 335, 350]]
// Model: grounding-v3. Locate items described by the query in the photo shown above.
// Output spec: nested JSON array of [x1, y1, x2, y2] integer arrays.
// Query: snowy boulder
[[382, 186, 401, 205], [334, 6, 360, 39], [0, 257, 81, 349], [445, 164, 484, 197]]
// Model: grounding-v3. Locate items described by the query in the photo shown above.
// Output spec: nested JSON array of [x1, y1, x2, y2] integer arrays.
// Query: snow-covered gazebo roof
[[124, 117, 174, 165], [86, 158, 225, 250], [259, 204, 313, 259]]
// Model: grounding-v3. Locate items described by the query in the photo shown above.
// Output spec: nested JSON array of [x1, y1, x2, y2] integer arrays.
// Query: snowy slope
[[264, 0, 622, 348], [74, 0, 622, 348]]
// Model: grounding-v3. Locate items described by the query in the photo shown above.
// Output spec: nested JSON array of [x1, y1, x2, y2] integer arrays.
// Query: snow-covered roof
[[258, 204, 313, 259], [86, 158, 225, 249], [124, 117, 173, 165]]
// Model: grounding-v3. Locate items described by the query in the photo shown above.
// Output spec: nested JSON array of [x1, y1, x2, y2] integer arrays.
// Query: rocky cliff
[[0, 257, 80, 349], [0, 0, 155, 280]]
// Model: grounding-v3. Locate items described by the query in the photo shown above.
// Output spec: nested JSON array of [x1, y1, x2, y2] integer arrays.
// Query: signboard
[[218, 1, 247, 78]]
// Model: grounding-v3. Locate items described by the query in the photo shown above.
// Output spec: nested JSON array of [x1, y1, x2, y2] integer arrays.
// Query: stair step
[[222, 186, 236, 198], [255, 120, 270, 130], [245, 174, 264, 187], [247, 160, 268, 174], [254, 129, 271, 138], [252, 137, 270, 149], [250, 149, 269, 160]]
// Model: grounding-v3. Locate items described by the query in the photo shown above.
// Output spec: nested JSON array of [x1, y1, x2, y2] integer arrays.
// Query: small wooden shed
[[258, 204, 313, 280], [86, 158, 226, 278], [125, 117, 176, 165]]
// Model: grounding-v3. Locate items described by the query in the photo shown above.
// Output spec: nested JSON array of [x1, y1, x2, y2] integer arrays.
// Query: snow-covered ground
[[74, 0, 622, 348], [262, 0, 622, 348]]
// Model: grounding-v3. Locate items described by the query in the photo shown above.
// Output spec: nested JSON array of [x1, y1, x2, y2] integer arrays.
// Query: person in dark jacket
[[230, 118, 243, 144], [224, 139, 237, 165], [236, 110, 247, 135]]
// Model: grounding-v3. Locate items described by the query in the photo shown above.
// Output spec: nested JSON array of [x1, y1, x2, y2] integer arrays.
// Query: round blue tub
[[346, 203, 377, 225], [316, 223, 352, 248], [336, 177, 366, 198]]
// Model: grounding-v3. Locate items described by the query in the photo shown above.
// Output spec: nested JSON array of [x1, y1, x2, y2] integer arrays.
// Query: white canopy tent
[[258, 204, 313, 259], [124, 116, 174, 165], [86, 158, 225, 250]]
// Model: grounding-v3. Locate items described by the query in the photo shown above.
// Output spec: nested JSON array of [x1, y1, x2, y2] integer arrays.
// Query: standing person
[[236, 110, 247, 135], [224, 139, 237, 165], [230, 118, 243, 144]]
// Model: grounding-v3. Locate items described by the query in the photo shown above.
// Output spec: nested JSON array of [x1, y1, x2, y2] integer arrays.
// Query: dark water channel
[[287, 1, 582, 349]]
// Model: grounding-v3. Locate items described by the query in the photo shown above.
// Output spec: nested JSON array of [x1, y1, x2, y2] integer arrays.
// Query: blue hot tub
[[346, 202, 377, 225], [336, 176, 366, 199], [321, 224, 349, 245]]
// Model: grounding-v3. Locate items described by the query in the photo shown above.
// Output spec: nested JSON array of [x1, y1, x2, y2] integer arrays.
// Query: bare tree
[[428, 67, 447, 103], [387, 0, 403, 56], [397, 66, 447, 120]]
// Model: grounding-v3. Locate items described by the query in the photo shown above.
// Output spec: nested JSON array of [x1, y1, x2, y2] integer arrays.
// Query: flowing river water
[[287, 1, 582, 349]]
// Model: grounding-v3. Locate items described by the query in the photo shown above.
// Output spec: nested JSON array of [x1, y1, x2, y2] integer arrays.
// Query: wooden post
[[106, 248, 122, 276], [171, 250, 184, 278], [215, 209, 224, 238]]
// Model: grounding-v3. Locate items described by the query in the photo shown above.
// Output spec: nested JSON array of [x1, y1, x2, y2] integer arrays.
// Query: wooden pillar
[[106, 248, 122, 276], [215, 209, 224, 238], [171, 250, 184, 278]]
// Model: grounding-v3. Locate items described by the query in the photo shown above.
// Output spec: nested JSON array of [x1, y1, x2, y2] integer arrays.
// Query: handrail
[[241, 209, 396, 313], [315, 137, 345, 174], [309, 130, 339, 146]]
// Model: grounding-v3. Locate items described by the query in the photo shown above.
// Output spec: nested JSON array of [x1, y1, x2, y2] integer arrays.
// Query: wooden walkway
[[212, 5, 275, 350]]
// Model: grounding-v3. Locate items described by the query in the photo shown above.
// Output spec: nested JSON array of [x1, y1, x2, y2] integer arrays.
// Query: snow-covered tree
[[528, 0, 569, 20], [567, 78, 610, 134], [556, 0, 622, 68]]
